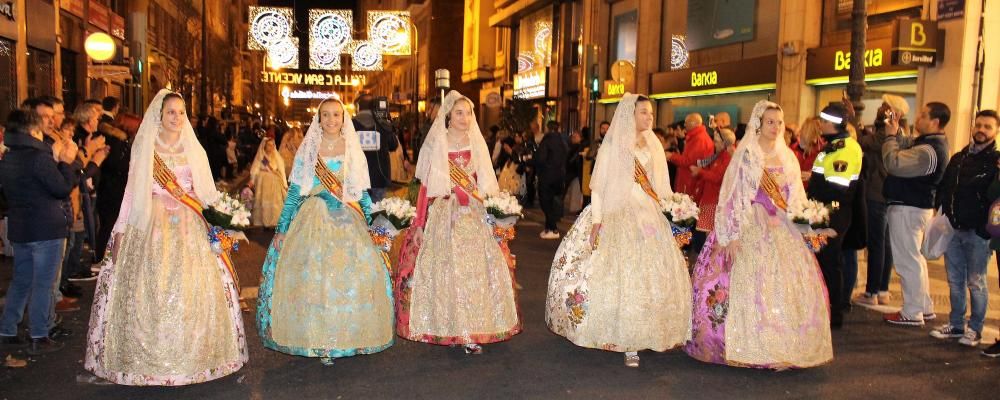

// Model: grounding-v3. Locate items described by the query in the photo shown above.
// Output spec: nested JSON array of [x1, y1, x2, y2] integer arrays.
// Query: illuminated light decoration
[[671, 35, 689, 70], [517, 51, 534, 73], [288, 90, 344, 100], [350, 41, 383, 71], [310, 9, 353, 48], [248, 6, 294, 51], [310, 38, 343, 70], [367, 11, 411, 55], [513, 68, 546, 99], [84, 32, 117, 61], [533, 21, 552, 66], [309, 9, 352, 69], [268, 37, 299, 69]]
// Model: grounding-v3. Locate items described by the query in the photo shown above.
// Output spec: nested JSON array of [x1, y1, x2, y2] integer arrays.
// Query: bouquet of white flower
[[371, 197, 417, 232], [787, 199, 839, 252], [203, 193, 251, 230], [659, 193, 699, 228], [788, 199, 838, 229], [485, 191, 524, 228]]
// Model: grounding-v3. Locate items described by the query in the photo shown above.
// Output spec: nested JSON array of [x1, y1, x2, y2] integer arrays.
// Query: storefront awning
[[648, 55, 777, 100]]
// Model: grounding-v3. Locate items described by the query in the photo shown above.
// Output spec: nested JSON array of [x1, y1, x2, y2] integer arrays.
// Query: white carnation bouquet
[[659, 193, 699, 228], [787, 199, 839, 252], [371, 197, 417, 232], [369, 196, 417, 252], [203, 193, 251, 230], [788, 199, 838, 229], [485, 191, 524, 228]]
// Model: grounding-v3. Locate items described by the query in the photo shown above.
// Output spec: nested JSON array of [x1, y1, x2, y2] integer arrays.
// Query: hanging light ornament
[[670, 35, 690, 70], [534, 21, 552, 67], [268, 37, 299, 69], [367, 11, 411, 55], [351, 41, 383, 71], [517, 51, 535, 73], [248, 6, 294, 51], [309, 9, 352, 70]]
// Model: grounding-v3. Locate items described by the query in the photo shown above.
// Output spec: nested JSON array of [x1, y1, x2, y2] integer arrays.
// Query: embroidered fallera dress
[[86, 152, 247, 386], [257, 156, 394, 359], [545, 147, 692, 352], [685, 166, 833, 369], [395, 147, 521, 345], [251, 156, 288, 227]]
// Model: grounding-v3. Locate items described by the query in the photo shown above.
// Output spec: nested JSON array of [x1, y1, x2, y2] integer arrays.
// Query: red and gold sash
[[314, 159, 392, 268], [152, 153, 241, 291], [760, 168, 788, 211], [633, 158, 659, 202], [449, 159, 482, 202]]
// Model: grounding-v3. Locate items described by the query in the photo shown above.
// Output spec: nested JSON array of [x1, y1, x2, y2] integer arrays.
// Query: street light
[[435, 69, 450, 101]]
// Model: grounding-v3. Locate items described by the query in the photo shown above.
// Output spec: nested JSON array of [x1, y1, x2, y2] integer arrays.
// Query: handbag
[[921, 209, 954, 260]]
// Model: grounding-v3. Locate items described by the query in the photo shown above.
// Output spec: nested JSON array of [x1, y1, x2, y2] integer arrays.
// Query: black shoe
[[49, 326, 73, 340], [60, 283, 83, 298], [0, 334, 29, 349], [27, 337, 64, 355], [982, 341, 1000, 358], [67, 271, 99, 282]]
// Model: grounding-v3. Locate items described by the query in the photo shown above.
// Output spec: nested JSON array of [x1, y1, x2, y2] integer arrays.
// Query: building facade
[[2, 0, 264, 123], [461, 0, 1000, 151]]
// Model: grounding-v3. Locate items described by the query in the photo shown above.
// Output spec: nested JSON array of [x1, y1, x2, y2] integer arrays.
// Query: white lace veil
[[415, 90, 498, 198], [250, 137, 287, 189], [116, 89, 220, 232], [714, 100, 805, 245], [590, 93, 671, 220], [289, 97, 370, 201]]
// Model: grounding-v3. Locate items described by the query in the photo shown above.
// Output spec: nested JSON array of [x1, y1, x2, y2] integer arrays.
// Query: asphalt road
[[1, 209, 998, 399]]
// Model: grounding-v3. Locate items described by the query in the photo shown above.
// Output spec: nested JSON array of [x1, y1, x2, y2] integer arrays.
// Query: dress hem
[[398, 324, 522, 346], [84, 360, 245, 386]]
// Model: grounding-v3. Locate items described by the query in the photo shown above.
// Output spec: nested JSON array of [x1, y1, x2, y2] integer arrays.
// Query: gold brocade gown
[[545, 148, 692, 352], [85, 153, 247, 386]]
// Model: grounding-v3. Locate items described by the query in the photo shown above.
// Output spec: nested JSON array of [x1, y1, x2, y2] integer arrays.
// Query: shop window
[[0, 38, 16, 123], [27, 48, 54, 99], [611, 10, 637, 64]]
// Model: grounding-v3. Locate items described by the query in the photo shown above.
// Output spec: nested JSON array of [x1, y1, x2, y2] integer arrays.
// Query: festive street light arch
[[249, 6, 411, 73]]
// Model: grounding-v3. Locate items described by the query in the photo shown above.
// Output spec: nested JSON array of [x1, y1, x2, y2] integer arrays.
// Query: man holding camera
[[353, 94, 399, 203]]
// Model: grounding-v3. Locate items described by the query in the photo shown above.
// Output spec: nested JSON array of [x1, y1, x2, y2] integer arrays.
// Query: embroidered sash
[[449, 158, 483, 202], [760, 167, 788, 211], [152, 153, 241, 292], [314, 159, 392, 268], [633, 158, 659, 202]]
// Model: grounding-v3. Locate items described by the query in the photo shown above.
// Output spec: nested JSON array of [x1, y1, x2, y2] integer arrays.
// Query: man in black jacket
[[353, 94, 399, 203], [535, 120, 569, 239], [928, 110, 1000, 347], [95, 96, 130, 262], [0, 109, 79, 355]]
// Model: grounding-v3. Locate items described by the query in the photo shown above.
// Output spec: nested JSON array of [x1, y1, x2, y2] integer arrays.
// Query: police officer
[[808, 103, 863, 329]]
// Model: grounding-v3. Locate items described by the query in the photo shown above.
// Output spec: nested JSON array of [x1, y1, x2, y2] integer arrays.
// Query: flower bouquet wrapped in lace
[[370, 197, 417, 251], [485, 191, 524, 228], [788, 199, 839, 252], [202, 193, 250, 255], [659, 193, 699, 247]]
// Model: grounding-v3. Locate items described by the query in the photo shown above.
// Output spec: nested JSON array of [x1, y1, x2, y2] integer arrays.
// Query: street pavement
[[1, 207, 999, 399]]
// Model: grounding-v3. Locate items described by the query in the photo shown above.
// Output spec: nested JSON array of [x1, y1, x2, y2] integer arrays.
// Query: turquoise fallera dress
[[257, 156, 394, 359]]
